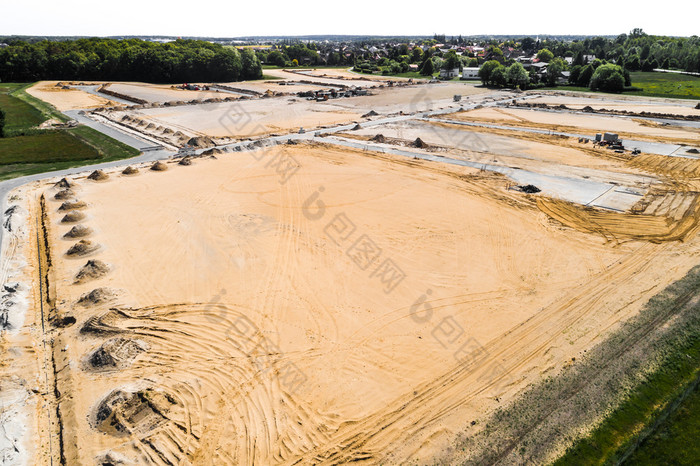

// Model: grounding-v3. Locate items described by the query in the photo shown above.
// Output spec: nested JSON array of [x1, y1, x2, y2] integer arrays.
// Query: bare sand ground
[[528, 95, 700, 115], [453, 107, 700, 142], [124, 84, 490, 139], [27, 81, 117, 110], [11, 138, 698, 465], [528, 92, 700, 116], [107, 83, 235, 104]]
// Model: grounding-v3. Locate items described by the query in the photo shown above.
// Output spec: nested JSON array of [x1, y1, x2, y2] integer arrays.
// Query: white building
[[460, 67, 480, 80]]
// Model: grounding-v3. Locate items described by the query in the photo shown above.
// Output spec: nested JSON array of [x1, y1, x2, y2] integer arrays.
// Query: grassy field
[[546, 72, 700, 99], [0, 83, 47, 133], [626, 71, 700, 100], [0, 82, 139, 181], [552, 267, 700, 465]]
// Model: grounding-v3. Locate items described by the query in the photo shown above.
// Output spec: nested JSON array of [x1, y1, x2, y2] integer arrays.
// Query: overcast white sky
[[1, 0, 697, 38]]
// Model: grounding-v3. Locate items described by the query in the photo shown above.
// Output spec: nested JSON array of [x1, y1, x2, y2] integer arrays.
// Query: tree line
[[0, 38, 262, 83]]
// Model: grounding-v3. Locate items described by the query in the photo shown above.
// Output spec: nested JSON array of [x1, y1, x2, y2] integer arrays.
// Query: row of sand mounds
[[58, 200, 87, 211], [92, 389, 176, 436], [54, 189, 75, 200], [122, 166, 139, 175], [150, 161, 168, 171], [86, 337, 148, 371], [74, 259, 110, 284], [61, 210, 86, 223], [66, 239, 100, 256], [63, 224, 93, 238], [88, 170, 109, 181]]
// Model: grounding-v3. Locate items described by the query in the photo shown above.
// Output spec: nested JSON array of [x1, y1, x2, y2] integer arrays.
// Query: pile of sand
[[201, 148, 222, 156], [61, 211, 86, 223], [74, 260, 110, 284], [362, 110, 379, 117], [412, 137, 428, 148], [63, 225, 93, 238], [54, 178, 73, 189], [86, 337, 148, 371], [163, 128, 174, 135], [87, 170, 109, 181], [92, 389, 175, 436], [178, 157, 192, 166], [186, 136, 215, 148], [352, 124, 362, 130], [150, 161, 168, 171], [58, 200, 87, 211], [371, 134, 386, 143], [54, 189, 76, 200], [77, 287, 115, 306], [66, 240, 99, 256], [121, 166, 139, 175]]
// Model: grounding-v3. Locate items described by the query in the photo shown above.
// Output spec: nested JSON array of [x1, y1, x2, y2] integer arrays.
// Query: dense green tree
[[506, 62, 529, 89], [577, 64, 594, 86], [443, 50, 461, 70], [546, 57, 567, 86], [478, 60, 501, 85], [420, 57, 434, 76], [589, 64, 625, 92], [536, 48, 554, 62], [411, 47, 424, 63], [0, 108, 5, 138], [490, 65, 507, 87], [626, 54, 641, 70]]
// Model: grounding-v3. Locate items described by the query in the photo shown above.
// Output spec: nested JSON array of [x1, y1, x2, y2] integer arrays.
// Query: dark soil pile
[[150, 161, 168, 171], [178, 157, 192, 166], [61, 210, 86, 223], [186, 136, 214, 148], [63, 224, 93, 238], [88, 170, 109, 181], [58, 200, 87, 211], [87, 337, 148, 370], [74, 259, 110, 284], [54, 189, 75, 200], [66, 239, 99, 256], [413, 137, 428, 148], [122, 166, 139, 175], [77, 287, 115, 305], [371, 134, 386, 143]]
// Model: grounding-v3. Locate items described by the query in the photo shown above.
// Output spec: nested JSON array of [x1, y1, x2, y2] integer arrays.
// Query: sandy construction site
[[3, 76, 700, 465]]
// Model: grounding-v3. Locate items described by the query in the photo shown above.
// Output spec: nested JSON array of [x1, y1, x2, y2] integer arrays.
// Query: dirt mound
[[582, 105, 594, 112], [121, 166, 139, 175], [63, 224, 93, 238], [54, 189, 75, 200], [150, 161, 168, 171], [163, 128, 174, 135], [371, 134, 386, 143], [121, 115, 132, 122], [412, 137, 428, 148], [74, 259, 110, 284], [178, 157, 192, 166], [145, 123, 155, 130], [61, 210, 86, 223], [77, 287, 115, 305], [352, 124, 362, 131], [86, 337, 148, 371], [92, 389, 176, 436], [362, 110, 379, 117], [520, 184, 542, 194], [201, 148, 223, 156], [87, 170, 109, 181], [695, 102, 700, 110], [187, 136, 215, 148], [66, 239, 100, 256], [687, 148, 699, 154], [58, 200, 86, 211], [54, 178, 73, 189]]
